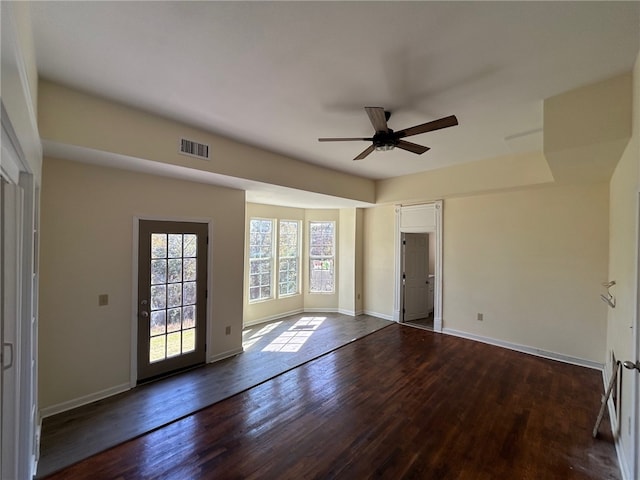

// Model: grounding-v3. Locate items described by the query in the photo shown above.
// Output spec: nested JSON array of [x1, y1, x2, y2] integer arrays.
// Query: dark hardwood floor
[[37, 313, 392, 478], [43, 324, 619, 480]]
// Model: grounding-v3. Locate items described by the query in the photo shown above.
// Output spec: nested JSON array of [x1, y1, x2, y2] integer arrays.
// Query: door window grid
[[249, 219, 274, 302], [149, 233, 197, 363], [309, 221, 335, 293], [278, 220, 300, 297]]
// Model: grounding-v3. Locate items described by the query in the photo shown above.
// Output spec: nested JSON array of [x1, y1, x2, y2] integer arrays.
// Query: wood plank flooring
[[43, 324, 619, 480], [37, 313, 392, 478]]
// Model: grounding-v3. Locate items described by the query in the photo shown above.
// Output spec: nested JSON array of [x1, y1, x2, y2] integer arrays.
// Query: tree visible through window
[[279, 220, 299, 296], [309, 221, 335, 293], [249, 218, 274, 302]]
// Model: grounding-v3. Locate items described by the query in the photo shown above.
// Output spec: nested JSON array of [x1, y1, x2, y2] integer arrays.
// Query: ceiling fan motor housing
[[373, 129, 398, 150]]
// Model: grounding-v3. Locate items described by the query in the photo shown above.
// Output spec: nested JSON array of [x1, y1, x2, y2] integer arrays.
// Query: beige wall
[[39, 157, 245, 409], [605, 52, 640, 473], [338, 208, 359, 315], [362, 205, 396, 319], [376, 151, 553, 205], [244, 203, 305, 325], [38, 80, 375, 204], [443, 183, 609, 363]]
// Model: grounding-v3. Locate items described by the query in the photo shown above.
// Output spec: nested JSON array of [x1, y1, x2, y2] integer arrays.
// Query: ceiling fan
[[318, 107, 458, 161]]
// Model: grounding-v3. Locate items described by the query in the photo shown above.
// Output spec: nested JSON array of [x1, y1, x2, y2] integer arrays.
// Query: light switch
[[98, 294, 109, 306]]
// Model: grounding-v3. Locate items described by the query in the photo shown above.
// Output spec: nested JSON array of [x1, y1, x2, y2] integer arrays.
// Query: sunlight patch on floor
[[262, 316, 326, 353], [242, 321, 282, 350]]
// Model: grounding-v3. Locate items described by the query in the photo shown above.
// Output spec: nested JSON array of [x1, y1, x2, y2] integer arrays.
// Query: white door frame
[[632, 191, 640, 479], [394, 201, 443, 332]]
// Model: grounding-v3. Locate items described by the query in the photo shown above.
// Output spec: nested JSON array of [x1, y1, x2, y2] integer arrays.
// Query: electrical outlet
[[477, 313, 483, 321], [225, 326, 231, 335], [98, 294, 109, 306]]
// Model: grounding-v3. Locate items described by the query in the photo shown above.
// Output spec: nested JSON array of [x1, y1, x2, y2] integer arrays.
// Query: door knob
[[140, 311, 149, 318], [622, 360, 640, 372]]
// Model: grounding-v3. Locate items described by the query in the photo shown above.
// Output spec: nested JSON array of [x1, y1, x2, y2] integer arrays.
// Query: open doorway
[[401, 232, 435, 330], [395, 202, 443, 332]]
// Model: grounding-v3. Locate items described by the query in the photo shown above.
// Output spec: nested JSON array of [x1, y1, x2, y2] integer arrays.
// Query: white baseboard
[[303, 307, 339, 313], [364, 310, 394, 321], [39, 382, 131, 419], [208, 347, 244, 363], [442, 328, 604, 370], [243, 308, 304, 328]]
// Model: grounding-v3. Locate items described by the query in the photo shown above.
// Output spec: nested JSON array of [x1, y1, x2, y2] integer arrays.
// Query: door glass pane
[[167, 259, 182, 283], [183, 258, 196, 281], [166, 332, 181, 357], [167, 284, 182, 308], [150, 335, 166, 363], [182, 329, 196, 353], [183, 305, 195, 329], [151, 310, 166, 335], [151, 259, 167, 285], [168, 234, 182, 258], [183, 281, 196, 305], [150, 285, 166, 310], [167, 307, 181, 333], [183, 234, 197, 257], [152, 234, 167, 259]]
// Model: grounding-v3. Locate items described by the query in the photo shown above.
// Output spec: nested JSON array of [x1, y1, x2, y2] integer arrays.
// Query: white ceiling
[[30, 1, 639, 183]]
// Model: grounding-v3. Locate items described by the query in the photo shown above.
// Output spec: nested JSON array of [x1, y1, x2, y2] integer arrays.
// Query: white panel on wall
[[400, 204, 436, 231]]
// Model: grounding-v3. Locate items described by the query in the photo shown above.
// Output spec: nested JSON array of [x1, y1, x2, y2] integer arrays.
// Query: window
[[309, 221, 335, 293], [278, 220, 300, 297], [249, 218, 274, 302]]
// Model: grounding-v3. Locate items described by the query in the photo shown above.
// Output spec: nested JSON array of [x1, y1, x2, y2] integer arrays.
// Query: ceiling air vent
[[179, 138, 210, 160]]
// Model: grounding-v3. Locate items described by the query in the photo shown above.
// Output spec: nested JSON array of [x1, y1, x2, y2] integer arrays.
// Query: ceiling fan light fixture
[[375, 143, 395, 152]]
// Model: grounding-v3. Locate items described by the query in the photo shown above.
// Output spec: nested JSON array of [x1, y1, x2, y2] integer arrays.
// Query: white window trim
[[248, 218, 275, 303], [308, 221, 336, 294], [277, 219, 301, 298]]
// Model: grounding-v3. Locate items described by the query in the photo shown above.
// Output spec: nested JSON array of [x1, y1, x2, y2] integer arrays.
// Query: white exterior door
[[403, 233, 429, 321]]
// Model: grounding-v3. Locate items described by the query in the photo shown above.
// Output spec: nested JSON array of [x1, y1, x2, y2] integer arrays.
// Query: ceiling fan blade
[[354, 145, 375, 161], [365, 107, 389, 133], [396, 140, 430, 155], [396, 115, 458, 138], [318, 137, 373, 142]]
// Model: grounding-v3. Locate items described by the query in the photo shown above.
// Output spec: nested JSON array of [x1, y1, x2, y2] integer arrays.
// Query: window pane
[[151, 259, 166, 285], [167, 259, 182, 283], [167, 283, 182, 308], [151, 234, 167, 259], [183, 234, 197, 257], [168, 234, 182, 258], [150, 285, 166, 310], [183, 305, 196, 329], [150, 310, 166, 335], [248, 219, 274, 302], [149, 335, 166, 363], [309, 221, 335, 294], [183, 258, 196, 281], [167, 332, 181, 357], [183, 281, 197, 305], [182, 329, 196, 353], [167, 307, 181, 333]]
